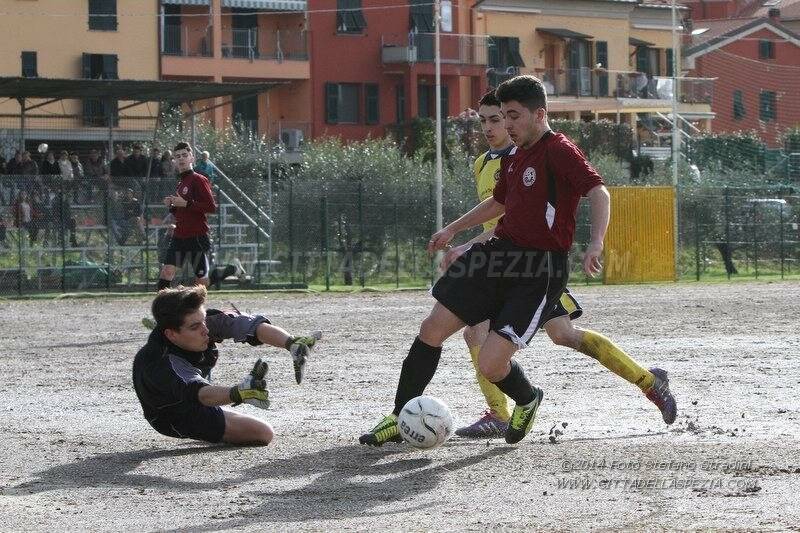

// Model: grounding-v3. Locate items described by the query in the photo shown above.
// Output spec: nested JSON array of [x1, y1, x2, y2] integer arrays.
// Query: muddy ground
[[1, 281, 799, 531]]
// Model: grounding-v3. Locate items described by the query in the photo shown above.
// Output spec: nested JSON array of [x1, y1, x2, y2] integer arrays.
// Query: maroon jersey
[[172, 170, 217, 238], [492, 131, 603, 251]]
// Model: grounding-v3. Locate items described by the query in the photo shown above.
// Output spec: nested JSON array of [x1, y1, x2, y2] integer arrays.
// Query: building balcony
[[221, 28, 308, 62], [487, 67, 714, 105], [381, 33, 489, 66], [162, 24, 213, 57]]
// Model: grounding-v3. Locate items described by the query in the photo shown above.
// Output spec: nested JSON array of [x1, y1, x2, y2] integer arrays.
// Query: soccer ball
[[398, 395, 454, 449]]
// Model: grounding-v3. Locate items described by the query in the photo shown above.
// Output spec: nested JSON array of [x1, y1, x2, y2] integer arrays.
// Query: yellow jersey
[[473, 146, 514, 232]]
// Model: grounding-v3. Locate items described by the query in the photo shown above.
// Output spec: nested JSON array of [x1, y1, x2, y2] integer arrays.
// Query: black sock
[[492, 359, 535, 406], [392, 337, 442, 415], [157, 279, 171, 291]]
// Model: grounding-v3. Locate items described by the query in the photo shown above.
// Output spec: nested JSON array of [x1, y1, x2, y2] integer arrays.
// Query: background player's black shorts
[[148, 404, 226, 443], [432, 238, 569, 348], [544, 287, 582, 323], [163, 235, 212, 279]]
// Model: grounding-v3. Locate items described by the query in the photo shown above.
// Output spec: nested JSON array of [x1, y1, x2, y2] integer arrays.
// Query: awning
[[536, 28, 593, 40], [629, 37, 655, 47], [161, 0, 210, 5], [0, 77, 281, 103], [222, 0, 306, 9]]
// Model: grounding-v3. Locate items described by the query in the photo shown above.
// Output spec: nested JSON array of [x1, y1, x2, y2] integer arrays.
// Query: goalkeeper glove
[[229, 358, 270, 410], [285, 331, 322, 385]]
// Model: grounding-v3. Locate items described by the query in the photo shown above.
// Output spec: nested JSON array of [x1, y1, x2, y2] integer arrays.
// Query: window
[[233, 95, 259, 135], [488, 37, 525, 68], [759, 39, 775, 59], [82, 53, 119, 126], [89, 0, 117, 31], [733, 90, 745, 120], [325, 83, 360, 124], [409, 0, 435, 32], [337, 0, 366, 34], [759, 91, 776, 121], [417, 85, 448, 119], [21, 51, 37, 78], [396, 84, 406, 124], [365, 84, 379, 125], [666, 48, 674, 77]]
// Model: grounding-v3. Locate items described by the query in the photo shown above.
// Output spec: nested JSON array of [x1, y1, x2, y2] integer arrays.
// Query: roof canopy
[[536, 28, 593, 40], [0, 77, 279, 103], [629, 37, 655, 47]]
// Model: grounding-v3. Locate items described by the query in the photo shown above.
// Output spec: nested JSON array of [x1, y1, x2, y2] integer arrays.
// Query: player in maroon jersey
[[360, 76, 675, 446]]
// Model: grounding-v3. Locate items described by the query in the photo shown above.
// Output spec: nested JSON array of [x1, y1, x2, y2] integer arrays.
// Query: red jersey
[[492, 131, 604, 251], [172, 170, 217, 238]]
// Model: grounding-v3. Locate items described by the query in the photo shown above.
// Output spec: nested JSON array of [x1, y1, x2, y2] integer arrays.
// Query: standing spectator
[[12, 191, 37, 244], [40, 151, 60, 186], [111, 188, 145, 245], [57, 150, 73, 179], [160, 149, 177, 199], [6, 150, 21, 175], [109, 147, 129, 190], [148, 147, 162, 202], [125, 143, 148, 190], [84, 148, 109, 202], [0, 153, 6, 174], [17, 151, 40, 195], [194, 151, 216, 184], [70, 152, 90, 203], [51, 188, 79, 248], [0, 210, 7, 248]]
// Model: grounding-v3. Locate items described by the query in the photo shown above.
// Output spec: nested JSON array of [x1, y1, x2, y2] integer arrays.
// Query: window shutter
[[326, 83, 339, 124], [103, 54, 119, 79]]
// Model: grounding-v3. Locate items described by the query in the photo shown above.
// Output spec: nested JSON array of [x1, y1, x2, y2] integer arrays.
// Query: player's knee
[[160, 265, 176, 279], [462, 326, 475, 346], [254, 422, 274, 445], [547, 324, 582, 349], [478, 358, 507, 383], [418, 316, 445, 346]]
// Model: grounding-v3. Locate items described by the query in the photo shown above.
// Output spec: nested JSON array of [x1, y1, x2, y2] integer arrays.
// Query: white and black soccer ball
[[398, 395, 454, 449], [37, 143, 48, 154]]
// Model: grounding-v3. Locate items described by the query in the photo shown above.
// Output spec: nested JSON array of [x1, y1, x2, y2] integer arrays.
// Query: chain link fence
[[1, 172, 798, 295]]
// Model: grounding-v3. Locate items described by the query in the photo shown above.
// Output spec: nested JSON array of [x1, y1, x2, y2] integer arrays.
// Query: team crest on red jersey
[[494, 168, 501, 182], [522, 167, 536, 187], [182, 186, 189, 194]]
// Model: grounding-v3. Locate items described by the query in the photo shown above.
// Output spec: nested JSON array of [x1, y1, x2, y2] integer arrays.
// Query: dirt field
[[1, 281, 799, 531]]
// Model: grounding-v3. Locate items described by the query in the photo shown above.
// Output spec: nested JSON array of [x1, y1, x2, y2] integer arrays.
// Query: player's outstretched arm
[[428, 197, 505, 252], [200, 358, 270, 409], [584, 184, 610, 277]]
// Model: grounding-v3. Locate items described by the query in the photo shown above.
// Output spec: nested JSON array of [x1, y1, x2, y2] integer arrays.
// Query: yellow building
[[0, 0, 160, 150], [471, 0, 714, 141]]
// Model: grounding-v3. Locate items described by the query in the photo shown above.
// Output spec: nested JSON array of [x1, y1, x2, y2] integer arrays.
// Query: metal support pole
[[17, 97, 25, 152], [289, 179, 295, 285], [322, 194, 330, 291], [394, 199, 400, 289], [434, 0, 444, 272], [780, 202, 785, 279], [189, 102, 197, 150], [358, 180, 365, 287], [694, 199, 701, 281], [724, 187, 731, 280], [60, 176, 66, 293]]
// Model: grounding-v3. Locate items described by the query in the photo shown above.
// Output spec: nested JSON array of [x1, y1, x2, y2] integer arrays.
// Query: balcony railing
[[222, 28, 308, 61], [381, 33, 489, 66], [487, 67, 714, 104], [162, 25, 213, 57]]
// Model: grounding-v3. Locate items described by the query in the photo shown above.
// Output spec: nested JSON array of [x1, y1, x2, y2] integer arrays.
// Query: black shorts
[[148, 404, 226, 444], [544, 287, 582, 324], [163, 235, 212, 279], [432, 238, 569, 348]]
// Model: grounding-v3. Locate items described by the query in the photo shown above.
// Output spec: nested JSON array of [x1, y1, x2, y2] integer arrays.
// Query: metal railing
[[381, 33, 489, 65], [222, 28, 308, 61], [162, 25, 213, 57]]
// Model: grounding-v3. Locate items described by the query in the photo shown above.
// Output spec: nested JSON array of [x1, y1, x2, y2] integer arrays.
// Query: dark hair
[[495, 75, 547, 111], [151, 285, 207, 332], [478, 90, 501, 108], [133, 144, 142, 150], [173, 141, 192, 154]]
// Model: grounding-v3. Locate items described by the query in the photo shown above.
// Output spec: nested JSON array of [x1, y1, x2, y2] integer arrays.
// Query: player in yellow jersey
[[453, 91, 676, 438]]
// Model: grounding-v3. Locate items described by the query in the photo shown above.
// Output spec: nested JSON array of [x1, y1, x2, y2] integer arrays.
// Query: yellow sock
[[579, 331, 655, 391], [469, 345, 511, 421]]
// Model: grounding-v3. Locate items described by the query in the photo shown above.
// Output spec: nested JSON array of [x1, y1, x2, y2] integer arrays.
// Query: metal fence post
[[724, 187, 731, 280], [358, 180, 365, 287], [394, 199, 400, 289], [752, 202, 759, 279], [322, 194, 330, 291], [694, 198, 701, 281], [780, 201, 785, 279], [17, 200, 23, 296], [289, 179, 294, 286], [143, 181, 151, 291], [106, 185, 112, 292], [60, 175, 66, 293]]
